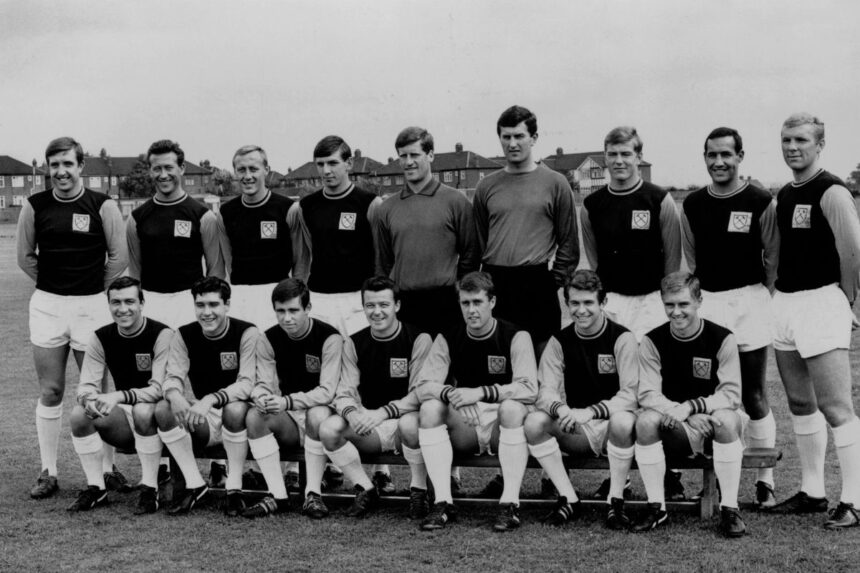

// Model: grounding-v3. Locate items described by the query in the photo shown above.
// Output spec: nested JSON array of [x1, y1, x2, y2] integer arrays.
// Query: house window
[[395, 176, 404, 185], [185, 178, 195, 186], [0, 196, 5, 208], [460, 170, 466, 179], [27, 175, 32, 182], [443, 172, 453, 183], [111, 177, 118, 186], [590, 167, 602, 179], [0, 177, 5, 187], [12, 176, 24, 188], [433, 173, 439, 181], [383, 177, 391, 186], [12, 195, 25, 206], [35, 176, 42, 185], [479, 172, 485, 179], [89, 177, 101, 188]]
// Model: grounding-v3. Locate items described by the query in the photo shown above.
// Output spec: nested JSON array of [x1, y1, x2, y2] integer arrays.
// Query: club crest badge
[[338, 212, 356, 231], [631, 210, 651, 230], [728, 211, 752, 233], [488, 355, 507, 375], [260, 221, 277, 239], [220, 352, 238, 370], [692, 357, 712, 380], [792, 204, 811, 229], [72, 214, 90, 232], [174, 220, 192, 238], [390, 358, 408, 378], [135, 353, 152, 372], [597, 354, 617, 374], [305, 354, 321, 373]]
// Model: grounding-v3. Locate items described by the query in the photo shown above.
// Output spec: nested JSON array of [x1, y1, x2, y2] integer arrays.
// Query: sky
[[1, 0, 858, 188]]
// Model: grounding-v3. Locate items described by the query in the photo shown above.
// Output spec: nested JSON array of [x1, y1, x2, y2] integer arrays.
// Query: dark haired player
[[154, 278, 257, 515], [68, 277, 171, 514], [17, 136, 127, 498], [681, 127, 779, 507]]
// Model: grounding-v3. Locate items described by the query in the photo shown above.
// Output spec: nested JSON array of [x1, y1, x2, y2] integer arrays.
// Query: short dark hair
[[191, 276, 231, 303], [604, 126, 643, 154], [147, 140, 185, 167], [107, 276, 144, 303], [704, 127, 743, 154], [313, 136, 351, 161], [660, 271, 702, 301], [395, 127, 434, 154], [457, 271, 495, 299], [271, 278, 310, 309], [361, 275, 400, 304], [496, 105, 538, 137], [564, 269, 605, 304], [45, 137, 84, 165]]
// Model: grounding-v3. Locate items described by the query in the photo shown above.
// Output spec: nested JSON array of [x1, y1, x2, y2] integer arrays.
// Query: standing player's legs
[[154, 400, 211, 514], [741, 346, 777, 505], [31, 345, 73, 498], [524, 411, 583, 526]]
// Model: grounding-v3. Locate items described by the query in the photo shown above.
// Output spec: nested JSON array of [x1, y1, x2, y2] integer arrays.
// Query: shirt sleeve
[[414, 334, 453, 402], [332, 337, 362, 416], [579, 203, 598, 270], [130, 327, 172, 404], [492, 330, 538, 404], [550, 182, 580, 286], [680, 206, 696, 274], [535, 336, 566, 416], [16, 200, 38, 283], [454, 193, 481, 277], [162, 331, 191, 398], [696, 333, 742, 414], [285, 333, 342, 410], [209, 326, 257, 406], [251, 334, 279, 400], [287, 201, 311, 281], [100, 199, 128, 289], [200, 210, 226, 280], [373, 203, 394, 277], [759, 199, 780, 291], [821, 185, 860, 304], [126, 215, 142, 280], [598, 331, 640, 417], [76, 333, 107, 405], [660, 193, 682, 275], [636, 334, 677, 413]]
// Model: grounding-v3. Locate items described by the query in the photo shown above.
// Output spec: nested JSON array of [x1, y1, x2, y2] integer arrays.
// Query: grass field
[[0, 223, 858, 573]]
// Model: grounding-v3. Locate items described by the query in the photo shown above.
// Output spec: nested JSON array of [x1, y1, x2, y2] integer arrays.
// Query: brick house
[[372, 143, 501, 195], [0, 155, 45, 210]]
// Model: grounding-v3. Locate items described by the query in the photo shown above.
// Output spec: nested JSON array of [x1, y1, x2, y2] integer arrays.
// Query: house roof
[[542, 150, 651, 172], [283, 153, 385, 181], [79, 157, 212, 176], [283, 161, 318, 181], [374, 149, 502, 176], [0, 155, 44, 175]]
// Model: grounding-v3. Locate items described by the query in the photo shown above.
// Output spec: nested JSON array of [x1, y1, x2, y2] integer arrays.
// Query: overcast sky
[[1, 0, 858, 187]]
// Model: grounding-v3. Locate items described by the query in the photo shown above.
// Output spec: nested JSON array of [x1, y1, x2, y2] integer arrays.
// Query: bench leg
[[299, 460, 307, 496], [700, 467, 717, 519]]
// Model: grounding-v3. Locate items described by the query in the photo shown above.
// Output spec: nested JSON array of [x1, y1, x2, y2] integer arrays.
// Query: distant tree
[[118, 160, 154, 198], [211, 167, 238, 197], [99, 148, 109, 160], [847, 163, 860, 196]]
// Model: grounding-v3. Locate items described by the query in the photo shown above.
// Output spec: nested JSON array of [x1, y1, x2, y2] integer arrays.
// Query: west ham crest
[[305, 354, 321, 373], [728, 211, 752, 233], [174, 220, 192, 238], [338, 212, 357, 231], [72, 213, 90, 232], [220, 352, 238, 370], [792, 205, 811, 229], [390, 358, 408, 378], [692, 357, 712, 380], [260, 221, 277, 239], [597, 354, 617, 374], [135, 353, 152, 372], [631, 210, 651, 230], [488, 355, 506, 375]]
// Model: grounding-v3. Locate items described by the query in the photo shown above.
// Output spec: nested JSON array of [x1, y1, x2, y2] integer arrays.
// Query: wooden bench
[[181, 445, 780, 519]]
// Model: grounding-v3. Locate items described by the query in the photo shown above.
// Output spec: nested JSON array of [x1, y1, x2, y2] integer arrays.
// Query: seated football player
[[414, 271, 537, 531], [241, 278, 344, 519], [316, 276, 434, 518], [521, 270, 639, 528], [68, 277, 171, 514], [154, 277, 258, 515], [633, 271, 747, 538]]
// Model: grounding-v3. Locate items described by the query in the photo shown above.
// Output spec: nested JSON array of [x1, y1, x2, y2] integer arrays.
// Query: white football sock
[[498, 426, 528, 504], [402, 445, 427, 490], [747, 410, 776, 487], [134, 433, 163, 488], [713, 439, 744, 508], [832, 417, 860, 506], [248, 434, 287, 499], [72, 433, 106, 489], [791, 411, 827, 498], [528, 437, 577, 501], [324, 442, 373, 491], [101, 442, 117, 474], [419, 425, 453, 503], [221, 428, 248, 491], [304, 437, 328, 496], [158, 426, 205, 488], [607, 441, 634, 501], [36, 401, 62, 476], [635, 441, 666, 509]]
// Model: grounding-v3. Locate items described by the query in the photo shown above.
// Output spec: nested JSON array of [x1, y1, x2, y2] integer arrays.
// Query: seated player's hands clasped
[[448, 387, 484, 409]]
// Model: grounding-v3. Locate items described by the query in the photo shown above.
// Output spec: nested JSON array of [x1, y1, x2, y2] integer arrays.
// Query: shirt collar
[[400, 178, 440, 199]]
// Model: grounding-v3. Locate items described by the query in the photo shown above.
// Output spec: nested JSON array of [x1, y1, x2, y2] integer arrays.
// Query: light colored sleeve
[[76, 333, 107, 405], [492, 330, 537, 404], [579, 203, 598, 270], [535, 336, 566, 416], [130, 327, 173, 404], [759, 199, 780, 291], [699, 334, 742, 413], [637, 335, 677, 413], [550, 182, 580, 286], [100, 199, 128, 289], [374, 202, 394, 277], [821, 185, 860, 304], [211, 326, 257, 405], [252, 334, 278, 400], [660, 193, 682, 275], [599, 331, 640, 416], [200, 210, 226, 280], [287, 201, 311, 281], [415, 334, 452, 402], [472, 185, 489, 259], [162, 331, 191, 398], [384, 333, 434, 418], [332, 337, 362, 416], [16, 200, 38, 282], [126, 215, 142, 280], [286, 333, 342, 409], [680, 206, 696, 274]]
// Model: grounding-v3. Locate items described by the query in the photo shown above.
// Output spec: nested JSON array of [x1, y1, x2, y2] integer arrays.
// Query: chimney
[[287, 167, 292, 173], [388, 157, 394, 164], [455, 143, 463, 152], [355, 149, 362, 159], [556, 147, 564, 156]]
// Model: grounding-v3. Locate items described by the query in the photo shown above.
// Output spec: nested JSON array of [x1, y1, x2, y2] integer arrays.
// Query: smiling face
[[314, 152, 352, 193], [781, 123, 823, 176], [234, 150, 269, 200], [397, 141, 434, 187], [662, 287, 701, 337], [704, 136, 744, 188], [605, 141, 641, 188], [499, 122, 537, 167], [194, 291, 229, 336], [108, 285, 145, 334], [566, 288, 605, 334], [48, 149, 84, 195], [362, 288, 400, 337], [459, 288, 495, 335], [148, 152, 185, 198], [274, 296, 312, 338]]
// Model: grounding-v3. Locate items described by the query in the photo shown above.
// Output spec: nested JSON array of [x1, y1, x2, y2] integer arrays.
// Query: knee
[[498, 399, 526, 427], [132, 403, 158, 434], [318, 415, 346, 448], [398, 413, 419, 447], [608, 411, 636, 443], [69, 405, 93, 436], [523, 411, 551, 442], [222, 401, 249, 431], [245, 408, 268, 437], [38, 384, 64, 407], [306, 405, 333, 429], [635, 409, 662, 443], [419, 399, 446, 427], [817, 401, 855, 428], [712, 409, 741, 441], [154, 400, 174, 429]]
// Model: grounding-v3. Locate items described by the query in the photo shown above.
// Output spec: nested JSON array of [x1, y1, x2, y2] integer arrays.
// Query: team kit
[[16, 106, 860, 539]]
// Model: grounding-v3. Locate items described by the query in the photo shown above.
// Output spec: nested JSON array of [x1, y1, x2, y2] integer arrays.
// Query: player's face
[[662, 287, 701, 336], [234, 151, 269, 198], [274, 296, 311, 337], [314, 153, 352, 192], [363, 289, 400, 336], [47, 149, 83, 194], [149, 152, 185, 197], [605, 141, 641, 187], [781, 124, 823, 173], [499, 123, 536, 166], [397, 142, 434, 185], [194, 292, 229, 335], [704, 136, 744, 186], [566, 288, 604, 333], [108, 286, 144, 334], [459, 289, 495, 333]]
